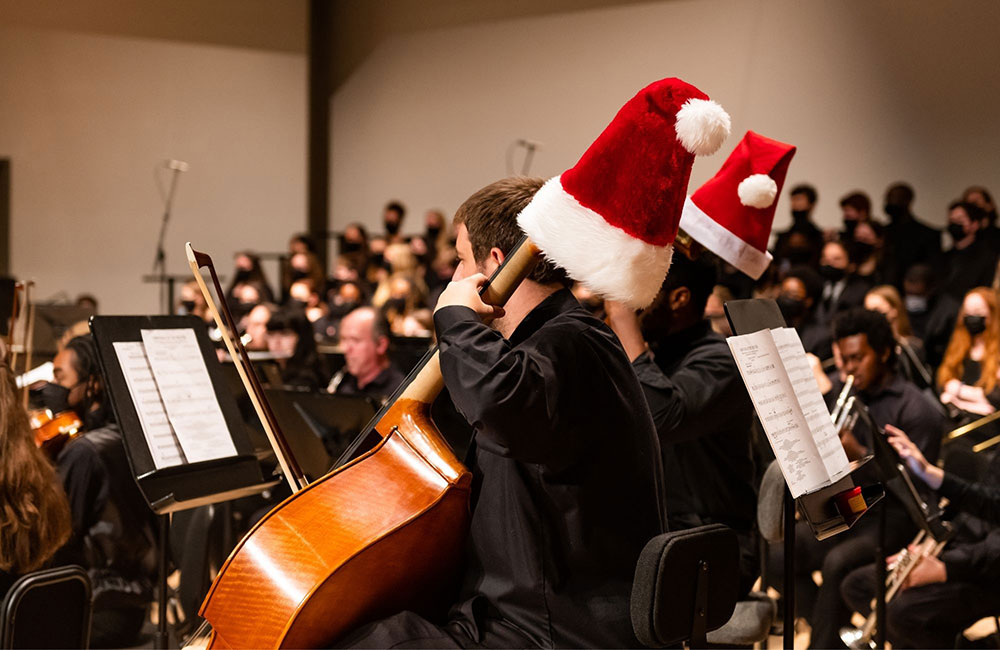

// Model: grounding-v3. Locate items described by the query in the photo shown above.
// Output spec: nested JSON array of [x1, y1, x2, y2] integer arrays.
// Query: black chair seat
[[1, 565, 92, 649]]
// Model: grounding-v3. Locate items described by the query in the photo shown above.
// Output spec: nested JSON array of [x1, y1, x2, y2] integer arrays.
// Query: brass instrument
[[840, 530, 948, 649], [831, 375, 855, 425]]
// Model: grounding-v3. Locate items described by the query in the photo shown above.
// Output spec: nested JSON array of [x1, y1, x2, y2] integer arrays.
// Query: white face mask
[[904, 294, 929, 313]]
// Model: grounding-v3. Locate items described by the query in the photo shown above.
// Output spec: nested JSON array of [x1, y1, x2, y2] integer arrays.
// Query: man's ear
[[375, 335, 390, 356], [486, 246, 506, 274], [669, 287, 691, 311]]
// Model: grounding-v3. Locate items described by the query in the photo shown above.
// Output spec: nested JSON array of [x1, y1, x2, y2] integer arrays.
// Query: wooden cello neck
[[399, 237, 541, 405]]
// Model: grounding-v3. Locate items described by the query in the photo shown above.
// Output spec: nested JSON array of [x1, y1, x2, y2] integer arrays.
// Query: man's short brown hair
[[453, 176, 570, 287]]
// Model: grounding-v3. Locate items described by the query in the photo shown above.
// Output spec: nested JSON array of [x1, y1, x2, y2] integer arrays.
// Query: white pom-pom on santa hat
[[737, 173, 778, 209], [675, 98, 731, 156]]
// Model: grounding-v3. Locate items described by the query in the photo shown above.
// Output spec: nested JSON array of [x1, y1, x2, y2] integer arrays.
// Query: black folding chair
[[1, 565, 92, 649], [631, 523, 740, 648]]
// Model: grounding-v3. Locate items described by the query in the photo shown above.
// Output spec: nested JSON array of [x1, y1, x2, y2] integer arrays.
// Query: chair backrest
[[757, 460, 786, 544], [630, 524, 739, 648], [1, 565, 92, 649]]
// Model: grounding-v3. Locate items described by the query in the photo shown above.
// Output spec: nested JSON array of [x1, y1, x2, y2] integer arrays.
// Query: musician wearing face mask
[[50, 335, 158, 648], [774, 184, 824, 269], [778, 266, 831, 360], [816, 240, 873, 327], [774, 308, 943, 649], [902, 264, 959, 371], [881, 183, 942, 288], [937, 287, 1000, 416], [943, 201, 999, 302], [840, 425, 1000, 649], [383, 200, 407, 244]]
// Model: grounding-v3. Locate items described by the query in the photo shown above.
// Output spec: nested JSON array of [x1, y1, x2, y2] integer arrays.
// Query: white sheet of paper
[[727, 329, 829, 497], [113, 342, 185, 469], [140, 329, 237, 464], [771, 328, 850, 482]]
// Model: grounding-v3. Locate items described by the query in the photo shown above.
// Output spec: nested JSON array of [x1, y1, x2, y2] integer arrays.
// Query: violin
[[30, 408, 83, 458]]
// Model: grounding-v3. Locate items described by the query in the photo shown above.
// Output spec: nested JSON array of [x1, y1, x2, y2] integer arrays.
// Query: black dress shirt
[[334, 365, 405, 405], [632, 321, 756, 532], [434, 288, 664, 648]]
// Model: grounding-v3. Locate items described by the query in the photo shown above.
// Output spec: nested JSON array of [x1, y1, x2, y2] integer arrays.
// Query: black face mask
[[820, 264, 846, 283], [288, 299, 308, 311], [385, 221, 401, 236], [234, 269, 252, 283], [852, 242, 875, 260], [35, 381, 71, 414], [777, 296, 807, 321], [383, 297, 407, 314], [947, 223, 968, 242], [842, 220, 858, 237], [370, 253, 385, 269], [426, 226, 442, 240], [964, 315, 987, 336], [786, 247, 812, 265], [180, 299, 196, 313], [290, 269, 308, 282], [342, 241, 364, 254], [791, 209, 811, 223], [884, 204, 906, 221]]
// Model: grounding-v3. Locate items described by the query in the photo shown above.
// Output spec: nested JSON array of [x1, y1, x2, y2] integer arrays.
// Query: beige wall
[[0, 26, 306, 314], [330, 0, 1000, 246]]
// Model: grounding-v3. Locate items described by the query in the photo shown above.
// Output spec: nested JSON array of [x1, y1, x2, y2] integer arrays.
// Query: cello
[[185, 237, 541, 648]]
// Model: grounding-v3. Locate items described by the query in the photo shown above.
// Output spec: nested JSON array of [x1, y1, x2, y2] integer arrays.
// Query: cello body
[[201, 396, 470, 649]]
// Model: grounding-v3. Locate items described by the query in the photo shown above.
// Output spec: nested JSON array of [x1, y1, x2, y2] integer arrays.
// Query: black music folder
[[91, 315, 278, 514]]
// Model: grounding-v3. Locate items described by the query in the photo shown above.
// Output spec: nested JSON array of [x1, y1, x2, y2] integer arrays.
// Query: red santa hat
[[679, 131, 796, 279], [516, 77, 731, 309]]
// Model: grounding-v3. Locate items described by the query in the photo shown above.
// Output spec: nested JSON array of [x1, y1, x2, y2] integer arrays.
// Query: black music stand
[[724, 298, 884, 649], [90, 315, 279, 649]]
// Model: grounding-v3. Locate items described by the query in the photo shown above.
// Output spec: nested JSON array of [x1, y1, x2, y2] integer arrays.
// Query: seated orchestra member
[[264, 307, 326, 390], [943, 201, 999, 302], [903, 264, 960, 371], [816, 239, 873, 326], [775, 308, 944, 649], [937, 287, 999, 416], [289, 277, 336, 340], [778, 266, 831, 360], [327, 306, 405, 405], [51, 335, 158, 648], [241, 302, 276, 351], [605, 253, 758, 595], [864, 285, 933, 390], [0, 340, 72, 597], [337, 176, 664, 648], [225, 250, 274, 306], [841, 426, 1000, 649]]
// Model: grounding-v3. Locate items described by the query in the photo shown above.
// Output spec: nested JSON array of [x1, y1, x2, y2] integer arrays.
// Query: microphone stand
[[152, 166, 183, 315]]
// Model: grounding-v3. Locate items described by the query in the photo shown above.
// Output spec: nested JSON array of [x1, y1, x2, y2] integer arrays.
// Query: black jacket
[[435, 289, 664, 648], [939, 450, 1000, 586]]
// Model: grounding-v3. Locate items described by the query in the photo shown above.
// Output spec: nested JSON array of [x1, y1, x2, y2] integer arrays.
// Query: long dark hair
[[65, 335, 113, 430], [0, 341, 72, 573]]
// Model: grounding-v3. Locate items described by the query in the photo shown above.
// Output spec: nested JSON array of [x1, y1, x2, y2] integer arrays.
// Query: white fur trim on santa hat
[[679, 196, 772, 279], [738, 174, 778, 209], [517, 177, 673, 309], [675, 98, 731, 156]]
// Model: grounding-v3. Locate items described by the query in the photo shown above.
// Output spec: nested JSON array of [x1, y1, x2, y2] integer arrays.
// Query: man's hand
[[839, 426, 868, 461], [434, 274, 504, 322], [900, 552, 947, 590]]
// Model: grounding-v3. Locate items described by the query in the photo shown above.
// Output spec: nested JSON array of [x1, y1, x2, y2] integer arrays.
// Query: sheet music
[[140, 329, 237, 463], [113, 342, 185, 469], [727, 328, 832, 498], [771, 328, 850, 482]]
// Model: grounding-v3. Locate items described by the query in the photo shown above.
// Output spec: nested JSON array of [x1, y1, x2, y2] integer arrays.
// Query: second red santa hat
[[679, 130, 797, 279]]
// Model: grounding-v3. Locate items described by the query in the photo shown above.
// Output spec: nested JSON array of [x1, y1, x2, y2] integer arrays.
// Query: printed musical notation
[[114, 328, 237, 469], [728, 327, 849, 498]]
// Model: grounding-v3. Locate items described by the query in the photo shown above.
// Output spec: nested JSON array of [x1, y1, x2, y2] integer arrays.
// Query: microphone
[[166, 159, 190, 172], [516, 139, 543, 150]]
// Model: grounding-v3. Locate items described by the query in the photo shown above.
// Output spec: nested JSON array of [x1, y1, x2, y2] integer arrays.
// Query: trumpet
[[839, 529, 948, 649], [831, 375, 855, 425]]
